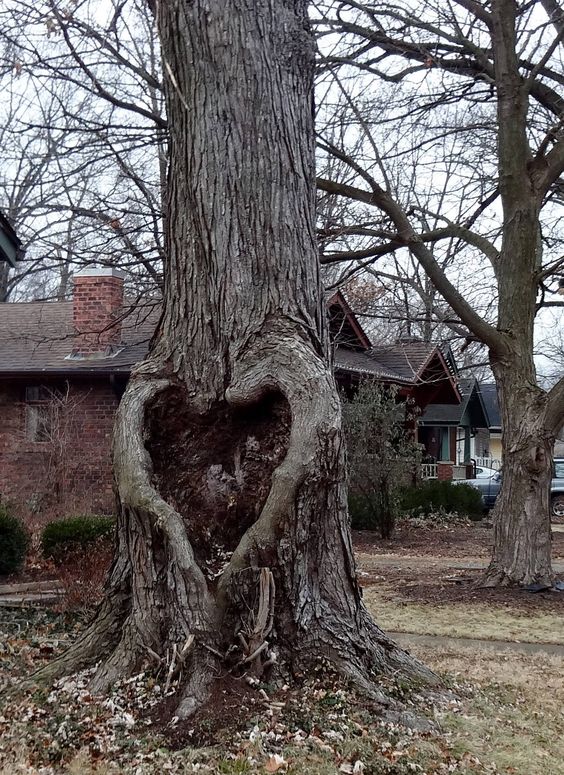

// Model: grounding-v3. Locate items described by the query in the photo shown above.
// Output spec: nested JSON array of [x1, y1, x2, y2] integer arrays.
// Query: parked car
[[475, 466, 499, 479], [457, 458, 564, 519]]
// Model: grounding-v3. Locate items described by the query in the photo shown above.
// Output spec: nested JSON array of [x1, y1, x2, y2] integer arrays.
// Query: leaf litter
[[0, 606, 556, 774]]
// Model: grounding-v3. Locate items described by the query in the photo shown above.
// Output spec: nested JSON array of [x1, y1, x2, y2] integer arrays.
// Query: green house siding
[[0, 213, 22, 267]]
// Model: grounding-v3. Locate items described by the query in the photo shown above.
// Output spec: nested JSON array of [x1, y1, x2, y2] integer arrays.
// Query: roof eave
[[334, 365, 414, 386], [0, 367, 132, 378]]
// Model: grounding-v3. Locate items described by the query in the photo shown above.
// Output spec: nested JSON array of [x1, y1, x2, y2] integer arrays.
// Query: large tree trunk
[[36, 0, 432, 716], [483, 366, 555, 586]]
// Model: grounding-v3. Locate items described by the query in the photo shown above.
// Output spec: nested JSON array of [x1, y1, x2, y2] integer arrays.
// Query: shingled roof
[[0, 299, 156, 376], [333, 347, 414, 383], [0, 292, 457, 394]]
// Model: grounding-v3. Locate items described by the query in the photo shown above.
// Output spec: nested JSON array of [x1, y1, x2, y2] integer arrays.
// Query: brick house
[[0, 269, 460, 517]]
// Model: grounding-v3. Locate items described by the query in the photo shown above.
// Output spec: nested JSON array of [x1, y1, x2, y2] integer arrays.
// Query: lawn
[[1, 522, 563, 774], [363, 588, 564, 644]]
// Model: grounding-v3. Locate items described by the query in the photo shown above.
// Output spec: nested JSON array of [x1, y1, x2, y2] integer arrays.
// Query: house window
[[25, 386, 53, 442]]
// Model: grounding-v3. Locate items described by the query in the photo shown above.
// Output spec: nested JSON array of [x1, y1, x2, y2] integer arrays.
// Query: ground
[[1, 520, 564, 774]]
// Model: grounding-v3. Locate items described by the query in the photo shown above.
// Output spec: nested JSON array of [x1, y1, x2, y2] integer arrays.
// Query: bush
[[0, 505, 30, 575], [343, 381, 422, 538], [400, 480, 484, 519], [349, 491, 397, 535], [41, 515, 115, 562]]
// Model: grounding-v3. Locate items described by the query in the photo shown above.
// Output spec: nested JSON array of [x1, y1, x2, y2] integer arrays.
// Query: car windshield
[[555, 460, 564, 479]]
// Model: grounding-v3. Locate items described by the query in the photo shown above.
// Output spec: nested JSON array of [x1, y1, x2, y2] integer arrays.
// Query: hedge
[[0, 505, 30, 575], [41, 515, 115, 562], [399, 479, 484, 518]]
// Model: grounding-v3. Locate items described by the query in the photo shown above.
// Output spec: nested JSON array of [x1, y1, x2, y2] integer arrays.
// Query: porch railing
[[421, 463, 438, 479], [474, 457, 501, 470]]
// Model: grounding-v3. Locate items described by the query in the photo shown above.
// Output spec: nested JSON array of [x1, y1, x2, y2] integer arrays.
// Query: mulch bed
[[361, 562, 564, 613], [353, 521, 564, 559]]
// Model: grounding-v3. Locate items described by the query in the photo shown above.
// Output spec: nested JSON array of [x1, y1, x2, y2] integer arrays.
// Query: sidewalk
[[356, 552, 564, 574], [390, 630, 564, 657]]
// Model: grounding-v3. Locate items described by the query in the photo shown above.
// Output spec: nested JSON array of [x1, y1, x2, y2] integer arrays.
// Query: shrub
[[343, 381, 422, 538], [349, 491, 397, 535], [0, 504, 30, 575], [399, 480, 484, 519], [41, 515, 115, 562]]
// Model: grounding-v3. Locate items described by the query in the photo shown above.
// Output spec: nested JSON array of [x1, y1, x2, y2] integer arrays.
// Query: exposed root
[[481, 559, 554, 588], [480, 565, 509, 588], [233, 568, 276, 675], [176, 650, 220, 719]]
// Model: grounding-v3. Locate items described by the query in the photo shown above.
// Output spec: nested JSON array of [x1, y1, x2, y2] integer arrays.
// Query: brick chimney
[[72, 268, 125, 356]]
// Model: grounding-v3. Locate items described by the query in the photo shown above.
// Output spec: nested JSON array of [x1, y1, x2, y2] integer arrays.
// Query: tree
[[314, 0, 564, 586], [36, 0, 432, 716]]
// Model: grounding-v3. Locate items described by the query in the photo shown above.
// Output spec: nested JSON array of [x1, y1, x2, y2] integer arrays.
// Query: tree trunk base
[[32, 341, 438, 718]]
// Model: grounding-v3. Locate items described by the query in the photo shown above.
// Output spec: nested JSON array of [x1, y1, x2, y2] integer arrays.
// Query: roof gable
[[327, 291, 372, 350], [479, 383, 501, 429], [420, 378, 488, 425]]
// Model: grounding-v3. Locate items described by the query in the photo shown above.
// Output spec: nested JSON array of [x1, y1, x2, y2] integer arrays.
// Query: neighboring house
[[0, 270, 461, 515], [0, 211, 23, 267], [479, 383, 502, 462], [329, 292, 460, 410], [419, 378, 490, 464]]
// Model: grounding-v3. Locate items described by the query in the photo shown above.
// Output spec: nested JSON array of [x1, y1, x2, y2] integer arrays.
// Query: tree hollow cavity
[[146, 388, 291, 576]]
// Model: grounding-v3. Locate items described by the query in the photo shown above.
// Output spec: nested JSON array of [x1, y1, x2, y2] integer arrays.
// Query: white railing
[[474, 457, 501, 470], [421, 463, 438, 479]]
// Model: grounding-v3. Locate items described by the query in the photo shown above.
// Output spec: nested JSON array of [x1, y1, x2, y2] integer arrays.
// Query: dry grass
[[364, 586, 564, 644], [413, 643, 564, 775]]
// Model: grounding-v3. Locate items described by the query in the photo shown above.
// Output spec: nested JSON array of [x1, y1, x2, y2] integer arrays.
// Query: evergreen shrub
[[42, 515, 115, 562], [0, 505, 30, 575]]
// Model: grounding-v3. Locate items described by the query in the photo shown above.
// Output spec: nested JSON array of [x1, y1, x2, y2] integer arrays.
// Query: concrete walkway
[[1, 579, 562, 659], [356, 553, 564, 574], [389, 630, 564, 657]]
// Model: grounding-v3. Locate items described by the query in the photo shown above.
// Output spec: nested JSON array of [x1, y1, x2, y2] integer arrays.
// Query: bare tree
[[35, 0, 432, 715], [0, 0, 166, 297], [314, 0, 564, 586]]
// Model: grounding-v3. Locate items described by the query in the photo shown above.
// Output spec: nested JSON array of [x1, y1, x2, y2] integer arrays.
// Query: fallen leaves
[[265, 753, 287, 772]]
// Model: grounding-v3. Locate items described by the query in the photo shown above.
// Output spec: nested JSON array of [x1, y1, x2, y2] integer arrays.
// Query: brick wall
[[437, 461, 454, 481], [0, 379, 118, 521]]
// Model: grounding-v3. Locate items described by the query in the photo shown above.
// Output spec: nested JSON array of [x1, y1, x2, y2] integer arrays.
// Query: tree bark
[[483, 365, 555, 586], [482, 0, 558, 586], [35, 0, 433, 715]]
